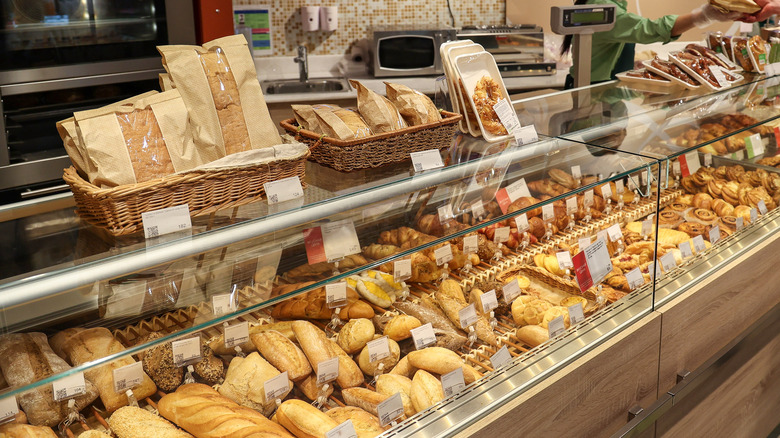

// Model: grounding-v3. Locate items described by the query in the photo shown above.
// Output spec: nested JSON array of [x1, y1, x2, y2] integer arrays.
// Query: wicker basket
[[281, 111, 462, 172], [64, 149, 309, 236]]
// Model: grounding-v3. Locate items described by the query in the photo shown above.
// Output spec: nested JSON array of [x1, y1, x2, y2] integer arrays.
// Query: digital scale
[[551, 5, 617, 88]]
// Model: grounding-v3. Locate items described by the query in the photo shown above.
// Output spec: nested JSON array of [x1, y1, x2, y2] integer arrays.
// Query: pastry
[[548, 168, 577, 189], [677, 194, 694, 206], [473, 76, 508, 135], [711, 199, 735, 217], [663, 202, 690, 213], [685, 208, 718, 225], [692, 193, 714, 210], [677, 222, 708, 237], [733, 205, 753, 224], [658, 211, 684, 228], [718, 216, 738, 234]]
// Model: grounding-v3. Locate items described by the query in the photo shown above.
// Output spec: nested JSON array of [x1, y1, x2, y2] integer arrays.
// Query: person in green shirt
[[562, 0, 742, 86]]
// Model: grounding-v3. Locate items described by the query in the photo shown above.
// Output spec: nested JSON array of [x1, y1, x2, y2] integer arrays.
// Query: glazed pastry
[[681, 176, 701, 194], [692, 193, 714, 210], [691, 168, 714, 187], [658, 211, 684, 228], [707, 179, 725, 198], [677, 222, 708, 238], [663, 202, 689, 213], [721, 181, 741, 205], [711, 199, 735, 217], [548, 168, 577, 189], [718, 216, 738, 234], [685, 208, 718, 225], [733, 205, 753, 224], [676, 194, 694, 206]]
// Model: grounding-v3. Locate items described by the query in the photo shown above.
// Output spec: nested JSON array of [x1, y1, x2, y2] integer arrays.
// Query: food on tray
[[385, 82, 442, 125], [733, 37, 754, 71], [685, 44, 736, 70], [313, 106, 373, 140], [350, 80, 407, 133], [649, 57, 699, 86], [709, 0, 760, 13], [625, 68, 669, 81], [748, 35, 768, 72], [670, 51, 737, 88], [473, 76, 508, 135]]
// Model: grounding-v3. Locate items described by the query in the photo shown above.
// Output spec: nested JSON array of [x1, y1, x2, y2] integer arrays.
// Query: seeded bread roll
[[141, 332, 183, 392], [108, 406, 192, 438]]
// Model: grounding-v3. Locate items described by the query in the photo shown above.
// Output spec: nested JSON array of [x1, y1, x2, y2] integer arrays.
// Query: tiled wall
[[233, 0, 505, 56]]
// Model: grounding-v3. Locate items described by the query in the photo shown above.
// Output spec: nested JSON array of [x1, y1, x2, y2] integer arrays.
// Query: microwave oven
[[371, 27, 456, 78]]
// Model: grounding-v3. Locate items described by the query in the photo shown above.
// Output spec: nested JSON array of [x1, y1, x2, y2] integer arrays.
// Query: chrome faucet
[[293, 45, 308, 82]]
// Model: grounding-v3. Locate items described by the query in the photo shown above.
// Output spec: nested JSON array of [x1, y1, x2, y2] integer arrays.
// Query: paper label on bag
[[0, 397, 18, 422], [172, 337, 201, 367], [434, 245, 453, 266], [326, 282, 348, 309], [502, 279, 523, 303], [113, 361, 144, 393], [212, 293, 237, 316], [493, 98, 522, 133], [515, 213, 529, 232], [378, 393, 405, 426], [463, 235, 479, 255], [600, 183, 612, 200], [224, 321, 250, 349], [716, 52, 732, 65], [568, 302, 585, 325], [679, 241, 693, 259], [480, 290, 499, 313], [566, 197, 578, 215], [367, 336, 391, 363], [506, 178, 531, 201], [679, 152, 701, 177], [736, 216, 744, 230], [584, 189, 594, 207], [758, 200, 768, 215], [709, 225, 721, 245], [142, 204, 192, 239], [490, 346, 512, 369], [317, 357, 339, 384], [471, 200, 485, 220], [556, 251, 573, 269], [542, 204, 555, 222], [625, 267, 644, 290], [264, 176, 303, 205], [441, 367, 466, 397], [410, 149, 444, 172], [459, 303, 479, 329], [745, 134, 765, 158], [708, 65, 729, 88], [52, 372, 86, 401], [659, 252, 677, 273], [393, 259, 412, 282], [410, 323, 437, 350], [607, 224, 623, 242], [692, 235, 706, 253], [321, 220, 361, 262], [571, 165, 582, 179], [263, 371, 289, 401], [547, 316, 566, 338], [751, 207, 759, 223], [573, 239, 612, 292], [327, 420, 358, 438], [438, 205, 454, 222], [578, 237, 591, 250], [514, 125, 539, 145], [493, 226, 510, 244]]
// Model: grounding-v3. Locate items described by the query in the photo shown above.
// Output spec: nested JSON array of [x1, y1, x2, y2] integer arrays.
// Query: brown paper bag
[[313, 107, 372, 141], [75, 90, 205, 187], [159, 73, 175, 91], [384, 82, 441, 126], [292, 104, 341, 133], [349, 79, 406, 133], [158, 35, 282, 157]]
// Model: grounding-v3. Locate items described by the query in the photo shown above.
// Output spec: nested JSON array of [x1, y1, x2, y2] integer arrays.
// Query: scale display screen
[[569, 10, 609, 25], [550, 5, 617, 34]]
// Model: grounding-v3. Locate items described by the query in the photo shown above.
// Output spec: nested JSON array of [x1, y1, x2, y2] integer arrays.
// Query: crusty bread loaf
[[406, 347, 481, 384], [376, 374, 415, 417], [0, 423, 58, 437], [78, 430, 113, 438], [48, 328, 85, 361], [389, 355, 417, 378], [292, 321, 363, 389], [293, 373, 333, 401], [158, 383, 293, 438], [61, 328, 156, 413], [357, 337, 400, 375], [0, 333, 99, 427], [337, 319, 375, 354], [275, 399, 339, 438], [108, 406, 191, 438], [337, 301, 375, 320], [383, 315, 422, 341], [515, 325, 549, 348], [209, 321, 296, 356], [218, 353, 292, 416], [251, 330, 311, 382], [325, 406, 387, 438], [341, 388, 387, 416], [410, 370, 444, 413], [326, 339, 365, 389]]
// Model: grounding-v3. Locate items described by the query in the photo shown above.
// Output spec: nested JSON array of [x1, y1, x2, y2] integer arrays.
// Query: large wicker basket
[[281, 111, 462, 172], [64, 149, 309, 236]]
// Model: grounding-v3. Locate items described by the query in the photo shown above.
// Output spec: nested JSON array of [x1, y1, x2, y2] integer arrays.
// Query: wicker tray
[[64, 149, 309, 236], [281, 111, 462, 172]]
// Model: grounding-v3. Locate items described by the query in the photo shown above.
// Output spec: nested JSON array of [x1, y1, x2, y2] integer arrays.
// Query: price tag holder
[[572, 239, 613, 292], [708, 65, 729, 88], [321, 220, 361, 262], [263, 371, 290, 402], [327, 420, 358, 438], [547, 316, 566, 338], [606, 224, 623, 242], [410, 323, 437, 350], [568, 303, 585, 325], [212, 293, 237, 316], [377, 393, 405, 427], [490, 346, 512, 370], [584, 190, 594, 207], [441, 367, 466, 397], [459, 303, 479, 329], [172, 337, 202, 367], [141, 204, 192, 239], [113, 361, 144, 393], [571, 165, 582, 179], [326, 282, 348, 309], [471, 200, 485, 220], [679, 241, 693, 259], [600, 183, 612, 200], [463, 235, 479, 255], [367, 337, 391, 363], [751, 208, 759, 223], [745, 134, 765, 159], [514, 125, 539, 145], [410, 149, 445, 173], [224, 321, 250, 349], [437, 205, 454, 222], [542, 204, 555, 222], [264, 176, 304, 205], [52, 372, 87, 402], [659, 252, 677, 273], [556, 251, 573, 269], [704, 153, 713, 168], [316, 357, 340, 385], [493, 226, 510, 244], [505, 178, 531, 201], [709, 225, 721, 245], [692, 235, 707, 253], [758, 200, 768, 215], [625, 267, 644, 290], [434, 245, 454, 266], [480, 290, 499, 313], [0, 397, 18, 423], [566, 197, 578, 215], [515, 214, 529, 232], [502, 279, 523, 304], [393, 259, 412, 282], [493, 98, 522, 134]]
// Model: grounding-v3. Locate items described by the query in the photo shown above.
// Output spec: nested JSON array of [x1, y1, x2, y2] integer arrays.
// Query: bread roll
[[293, 373, 333, 401], [209, 321, 296, 356], [383, 315, 421, 341], [341, 388, 387, 416], [325, 406, 387, 438], [357, 337, 400, 375], [292, 321, 363, 389], [516, 325, 550, 348], [141, 332, 183, 392], [410, 370, 444, 413], [48, 328, 85, 360], [326, 339, 365, 389], [275, 399, 339, 438], [251, 331, 311, 382], [376, 374, 414, 417], [218, 353, 292, 416], [0, 423, 58, 437], [337, 301, 375, 320], [79, 431, 113, 438], [406, 347, 481, 384], [108, 406, 192, 438], [337, 319, 375, 354], [389, 355, 417, 378]]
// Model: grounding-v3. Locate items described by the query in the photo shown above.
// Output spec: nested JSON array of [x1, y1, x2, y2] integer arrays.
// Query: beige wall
[[507, 0, 731, 42]]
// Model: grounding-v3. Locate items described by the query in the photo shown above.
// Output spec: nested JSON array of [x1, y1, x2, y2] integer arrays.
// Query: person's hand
[[742, 0, 780, 22], [692, 4, 744, 27]]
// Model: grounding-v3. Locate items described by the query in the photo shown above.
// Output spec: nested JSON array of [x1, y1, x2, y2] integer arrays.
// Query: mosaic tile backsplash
[[233, 0, 505, 56]]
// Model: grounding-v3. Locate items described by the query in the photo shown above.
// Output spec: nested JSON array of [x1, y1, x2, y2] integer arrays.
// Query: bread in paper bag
[[349, 80, 407, 133], [292, 103, 341, 133], [384, 82, 441, 126], [158, 35, 282, 157], [313, 106, 373, 140]]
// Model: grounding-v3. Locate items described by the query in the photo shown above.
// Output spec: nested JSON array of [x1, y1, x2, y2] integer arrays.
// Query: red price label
[[303, 226, 327, 264], [496, 188, 511, 214]]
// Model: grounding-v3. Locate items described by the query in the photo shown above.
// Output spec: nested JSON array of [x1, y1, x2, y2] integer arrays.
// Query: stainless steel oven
[[0, 0, 196, 201], [371, 27, 456, 78]]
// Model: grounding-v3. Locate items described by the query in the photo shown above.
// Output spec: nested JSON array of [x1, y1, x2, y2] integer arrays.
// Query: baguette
[[376, 374, 415, 417], [337, 319, 375, 354], [275, 399, 339, 438], [209, 321, 296, 356], [0, 423, 57, 438], [341, 387, 388, 416], [406, 347, 481, 384], [292, 321, 363, 389], [325, 407, 387, 438], [218, 353, 292, 416], [251, 331, 311, 382], [108, 406, 192, 438], [410, 370, 444, 413], [516, 325, 550, 348], [158, 383, 293, 438]]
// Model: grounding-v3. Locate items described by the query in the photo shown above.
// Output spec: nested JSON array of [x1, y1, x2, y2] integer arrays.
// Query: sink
[[262, 78, 351, 95]]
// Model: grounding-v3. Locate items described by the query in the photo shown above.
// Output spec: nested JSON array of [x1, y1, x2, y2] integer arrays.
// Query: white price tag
[[615, 179, 625, 194], [709, 225, 721, 245], [377, 393, 405, 427], [224, 321, 250, 349], [704, 153, 713, 167], [471, 200, 485, 220], [547, 316, 566, 338], [459, 303, 479, 329], [212, 293, 237, 316], [736, 216, 744, 230], [393, 259, 412, 282], [410, 323, 437, 350], [597, 230, 609, 245], [322, 220, 361, 262], [583, 239, 613, 286], [434, 245, 454, 266], [566, 197, 578, 215], [52, 372, 86, 402], [692, 235, 707, 253], [733, 149, 745, 160], [479, 290, 499, 313], [316, 357, 340, 385], [740, 21, 753, 33], [607, 224, 623, 242], [571, 165, 582, 179], [600, 183, 612, 200], [113, 361, 144, 393], [578, 237, 591, 250], [642, 219, 653, 237], [0, 397, 18, 422], [502, 279, 523, 304], [492, 98, 522, 134], [441, 367, 466, 397], [263, 371, 290, 401], [326, 282, 348, 309], [584, 190, 594, 207], [568, 303, 585, 325], [556, 251, 573, 269], [672, 160, 681, 176], [506, 178, 531, 201], [659, 252, 677, 273], [410, 149, 445, 173], [367, 337, 391, 363], [172, 337, 201, 367], [437, 204, 454, 222], [490, 346, 512, 369], [141, 204, 192, 239], [625, 267, 644, 290], [463, 235, 479, 255], [679, 241, 693, 259], [513, 125, 539, 145], [682, 152, 701, 176], [515, 213, 529, 232], [264, 176, 304, 205], [327, 420, 358, 438], [542, 204, 555, 222], [751, 207, 759, 223], [493, 226, 510, 244], [745, 134, 765, 158], [758, 200, 768, 215], [708, 65, 729, 87]]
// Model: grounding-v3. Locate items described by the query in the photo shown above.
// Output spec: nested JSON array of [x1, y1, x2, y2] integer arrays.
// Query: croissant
[[507, 196, 542, 217], [284, 254, 368, 282], [270, 285, 360, 320], [362, 243, 401, 260]]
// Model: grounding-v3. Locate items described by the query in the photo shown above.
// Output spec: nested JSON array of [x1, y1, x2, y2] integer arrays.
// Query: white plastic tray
[[643, 59, 701, 90], [668, 52, 742, 92], [454, 51, 513, 143], [445, 43, 484, 137]]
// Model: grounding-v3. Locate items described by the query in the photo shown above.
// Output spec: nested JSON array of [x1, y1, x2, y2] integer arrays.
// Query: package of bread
[[158, 383, 293, 438], [349, 80, 407, 133], [0, 333, 99, 427], [292, 104, 341, 133], [217, 352, 292, 416], [384, 82, 442, 126], [158, 35, 282, 156], [276, 399, 339, 438], [313, 106, 372, 140], [75, 90, 208, 187], [108, 406, 192, 438], [0, 423, 58, 438], [325, 406, 387, 438], [250, 330, 311, 382], [61, 328, 156, 413]]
